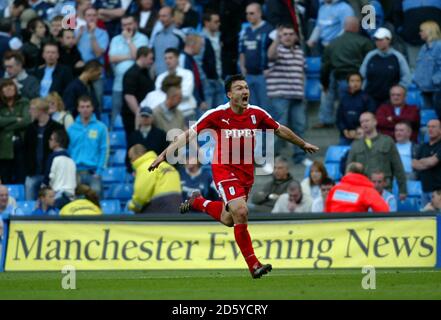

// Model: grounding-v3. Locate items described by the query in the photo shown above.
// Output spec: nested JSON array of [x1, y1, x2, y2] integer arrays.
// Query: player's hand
[[148, 152, 166, 171], [302, 143, 319, 154]]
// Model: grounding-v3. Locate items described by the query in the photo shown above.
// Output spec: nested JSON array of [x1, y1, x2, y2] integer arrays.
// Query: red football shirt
[[191, 103, 280, 185]]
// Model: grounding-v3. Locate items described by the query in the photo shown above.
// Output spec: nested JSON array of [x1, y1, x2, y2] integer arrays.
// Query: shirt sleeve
[[258, 109, 280, 130], [190, 110, 217, 133]]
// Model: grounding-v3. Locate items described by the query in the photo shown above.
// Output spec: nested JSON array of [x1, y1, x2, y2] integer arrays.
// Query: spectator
[[370, 170, 397, 212], [422, 189, 441, 212], [179, 34, 206, 112], [58, 29, 85, 76], [395, 121, 419, 180], [0, 17, 22, 72], [140, 73, 181, 114], [34, 41, 74, 98], [179, 155, 218, 202], [174, 0, 199, 30], [28, 0, 54, 21], [360, 27, 411, 108], [197, 11, 224, 109], [67, 95, 109, 197], [336, 72, 376, 145], [62, 60, 102, 118], [75, 0, 91, 31], [76, 7, 110, 65], [3, 50, 40, 99], [32, 186, 58, 215], [306, 0, 355, 50], [151, 6, 184, 75], [325, 162, 389, 213], [152, 85, 186, 132], [20, 17, 46, 71], [0, 79, 30, 184], [24, 98, 63, 200], [0, 184, 16, 215], [376, 85, 420, 142], [49, 15, 63, 42], [272, 180, 312, 214], [412, 119, 441, 207], [128, 106, 168, 167], [156, 47, 195, 119], [238, 2, 273, 108], [2, 0, 29, 38], [109, 14, 149, 129], [266, 0, 304, 38], [413, 21, 441, 116], [122, 46, 155, 139], [128, 144, 182, 214], [47, 92, 74, 130], [132, 0, 158, 39], [44, 129, 77, 209], [251, 156, 294, 213], [94, 0, 133, 39], [60, 184, 102, 216], [347, 112, 407, 199], [316, 16, 374, 129], [266, 24, 307, 165], [301, 160, 329, 201], [311, 177, 335, 213]]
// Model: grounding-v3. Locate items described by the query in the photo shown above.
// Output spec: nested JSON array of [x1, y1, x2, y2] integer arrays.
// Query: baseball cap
[[139, 106, 153, 117], [374, 27, 392, 40], [20, 9, 38, 29]]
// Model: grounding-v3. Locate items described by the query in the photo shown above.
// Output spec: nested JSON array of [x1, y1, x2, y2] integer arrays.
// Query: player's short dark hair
[[225, 74, 246, 94], [83, 59, 102, 73], [136, 46, 152, 59], [3, 50, 25, 65], [77, 95, 93, 107], [164, 47, 180, 57], [51, 129, 69, 149]]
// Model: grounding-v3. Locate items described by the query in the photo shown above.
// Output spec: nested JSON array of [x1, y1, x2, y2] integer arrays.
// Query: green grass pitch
[[0, 269, 440, 300]]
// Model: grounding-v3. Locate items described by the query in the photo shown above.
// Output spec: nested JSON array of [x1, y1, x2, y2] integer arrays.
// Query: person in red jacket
[[325, 162, 389, 213], [376, 85, 420, 142]]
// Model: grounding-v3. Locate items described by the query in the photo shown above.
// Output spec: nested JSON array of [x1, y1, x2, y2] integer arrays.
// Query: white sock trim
[[202, 200, 211, 208]]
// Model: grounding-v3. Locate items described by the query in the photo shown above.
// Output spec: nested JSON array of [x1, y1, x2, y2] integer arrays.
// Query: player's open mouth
[[242, 96, 249, 102]]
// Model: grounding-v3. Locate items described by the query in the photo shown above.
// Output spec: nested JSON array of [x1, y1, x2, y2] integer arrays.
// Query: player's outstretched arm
[[275, 125, 319, 154], [148, 129, 195, 171]]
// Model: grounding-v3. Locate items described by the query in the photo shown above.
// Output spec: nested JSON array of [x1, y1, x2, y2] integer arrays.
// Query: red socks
[[234, 224, 260, 271], [192, 197, 224, 222]]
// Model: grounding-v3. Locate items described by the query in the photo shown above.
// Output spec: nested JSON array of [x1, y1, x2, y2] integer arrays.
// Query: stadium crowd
[[0, 0, 440, 219]]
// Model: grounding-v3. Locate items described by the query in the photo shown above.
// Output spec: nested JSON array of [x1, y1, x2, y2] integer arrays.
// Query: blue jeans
[[77, 171, 102, 198], [25, 175, 44, 200], [319, 72, 348, 125], [204, 79, 225, 109], [246, 74, 269, 107], [268, 98, 306, 163]]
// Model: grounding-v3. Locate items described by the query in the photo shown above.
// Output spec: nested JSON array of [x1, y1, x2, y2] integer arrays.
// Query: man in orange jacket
[[325, 162, 389, 213]]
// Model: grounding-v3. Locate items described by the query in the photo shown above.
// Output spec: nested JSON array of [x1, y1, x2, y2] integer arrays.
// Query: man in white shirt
[[395, 121, 418, 180], [371, 170, 397, 212], [272, 180, 312, 214]]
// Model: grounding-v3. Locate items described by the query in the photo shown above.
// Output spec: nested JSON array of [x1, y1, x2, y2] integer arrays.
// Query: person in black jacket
[[58, 29, 85, 76], [127, 106, 168, 171], [34, 41, 74, 98], [24, 97, 63, 200]]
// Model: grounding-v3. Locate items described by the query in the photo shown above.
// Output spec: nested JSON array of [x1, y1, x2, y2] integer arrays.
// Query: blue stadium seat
[[6, 184, 25, 201], [325, 145, 351, 164], [110, 149, 126, 167], [114, 114, 124, 131], [397, 197, 421, 212], [325, 163, 342, 181], [305, 77, 321, 101], [105, 183, 133, 200], [121, 201, 135, 214], [103, 95, 112, 112], [109, 131, 127, 149], [101, 113, 110, 127], [16, 201, 36, 215], [406, 90, 423, 108], [102, 167, 127, 184], [100, 200, 122, 215], [421, 109, 437, 127], [306, 57, 321, 75], [392, 180, 422, 198]]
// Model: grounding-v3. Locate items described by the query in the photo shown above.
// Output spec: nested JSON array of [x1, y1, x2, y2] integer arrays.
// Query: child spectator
[[32, 187, 58, 215]]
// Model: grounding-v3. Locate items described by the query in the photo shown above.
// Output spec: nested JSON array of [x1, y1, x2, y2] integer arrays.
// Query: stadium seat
[[109, 131, 127, 149], [325, 163, 342, 181], [421, 109, 437, 127], [121, 201, 135, 215], [100, 200, 122, 215], [102, 167, 127, 184], [16, 200, 36, 215], [101, 113, 110, 127], [392, 180, 422, 198], [105, 183, 133, 200], [306, 57, 321, 75], [103, 95, 112, 112], [114, 114, 124, 131], [110, 149, 126, 167], [397, 197, 421, 212], [406, 90, 423, 108], [6, 184, 25, 201], [324, 145, 351, 164], [305, 77, 321, 101]]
